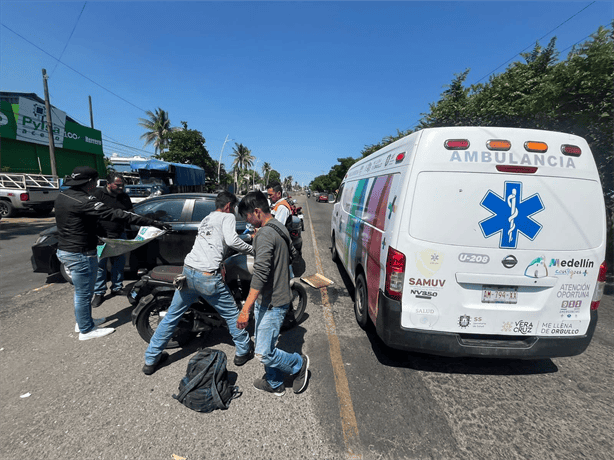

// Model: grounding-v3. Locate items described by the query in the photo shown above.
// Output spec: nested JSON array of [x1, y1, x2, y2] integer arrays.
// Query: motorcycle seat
[[149, 265, 183, 283]]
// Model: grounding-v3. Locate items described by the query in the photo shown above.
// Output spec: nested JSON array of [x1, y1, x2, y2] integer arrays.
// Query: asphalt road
[[0, 214, 60, 303], [1, 195, 613, 460]]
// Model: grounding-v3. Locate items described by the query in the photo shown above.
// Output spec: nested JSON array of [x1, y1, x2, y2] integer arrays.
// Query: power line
[[2, 22, 148, 113], [50, 2, 87, 77], [473, 1, 597, 84]]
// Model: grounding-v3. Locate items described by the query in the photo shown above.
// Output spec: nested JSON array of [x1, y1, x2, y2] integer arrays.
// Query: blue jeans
[[254, 300, 303, 389], [144, 266, 251, 365], [57, 249, 98, 333], [94, 232, 127, 295], [94, 254, 126, 295]]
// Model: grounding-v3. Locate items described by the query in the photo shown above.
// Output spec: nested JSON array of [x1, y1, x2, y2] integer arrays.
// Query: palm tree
[[137, 108, 177, 155], [262, 162, 272, 186], [231, 143, 254, 192]]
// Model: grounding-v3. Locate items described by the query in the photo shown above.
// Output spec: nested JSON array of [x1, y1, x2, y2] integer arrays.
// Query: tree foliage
[[156, 121, 216, 180], [310, 157, 357, 192], [231, 143, 255, 192], [138, 107, 178, 154]]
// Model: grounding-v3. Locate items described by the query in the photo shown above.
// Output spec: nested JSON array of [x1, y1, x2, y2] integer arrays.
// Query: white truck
[[0, 173, 60, 218]]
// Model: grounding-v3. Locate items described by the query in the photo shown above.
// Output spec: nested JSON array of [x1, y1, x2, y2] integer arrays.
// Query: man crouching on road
[[237, 191, 309, 396], [142, 191, 255, 375]]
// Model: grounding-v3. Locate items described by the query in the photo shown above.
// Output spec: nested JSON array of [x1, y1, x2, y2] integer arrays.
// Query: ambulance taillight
[[444, 139, 470, 150], [561, 144, 582, 157], [524, 141, 548, 153], [486, 140, 511, 151], [591, 262, 608, 310], [385, 247, 406, 301]]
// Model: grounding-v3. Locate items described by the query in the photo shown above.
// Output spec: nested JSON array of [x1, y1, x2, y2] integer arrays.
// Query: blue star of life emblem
[[479, 182, 544, 249]]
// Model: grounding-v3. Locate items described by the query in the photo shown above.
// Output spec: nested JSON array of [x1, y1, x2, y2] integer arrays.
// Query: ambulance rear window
[[408, 172, 604, 251]]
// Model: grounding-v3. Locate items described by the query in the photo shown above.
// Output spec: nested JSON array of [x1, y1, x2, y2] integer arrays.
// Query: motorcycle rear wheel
[[282, 282, 308, 330], [135, 294, 197, 348]]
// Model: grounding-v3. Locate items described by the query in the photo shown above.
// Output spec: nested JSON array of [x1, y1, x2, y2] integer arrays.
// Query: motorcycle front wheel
[[135, 294, 197, 348], [282, 282, 308, 331]]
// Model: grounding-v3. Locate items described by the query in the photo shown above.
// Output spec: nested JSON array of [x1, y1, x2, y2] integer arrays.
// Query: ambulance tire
[[354, 273, 370, 329], [331, 234, 339, 263]]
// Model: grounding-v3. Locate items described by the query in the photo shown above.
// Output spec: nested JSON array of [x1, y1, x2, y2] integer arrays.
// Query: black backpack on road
[[172, 348, 241, 413]]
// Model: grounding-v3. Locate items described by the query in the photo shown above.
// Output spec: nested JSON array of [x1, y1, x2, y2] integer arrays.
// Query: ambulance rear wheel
[[331, 234, 339, 263], [354, 273, 369, 329]]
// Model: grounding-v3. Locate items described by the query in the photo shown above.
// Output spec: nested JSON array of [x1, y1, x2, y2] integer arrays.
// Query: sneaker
[[111, 287, 129, 296], [91, 294, 104, 308], [142, 352, 169, 376], [75, 317, 107, 333], [253, 378, 285, 397], [233, 340, 255, 366], [79, 327, 115, 341], [292, 354, 310, 394]]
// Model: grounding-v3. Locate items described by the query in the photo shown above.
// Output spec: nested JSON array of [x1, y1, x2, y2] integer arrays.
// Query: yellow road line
[[305, 199, 362, 459]]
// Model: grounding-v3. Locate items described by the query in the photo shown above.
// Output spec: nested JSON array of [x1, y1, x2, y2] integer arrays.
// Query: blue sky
[[2, 1, 612, 185]]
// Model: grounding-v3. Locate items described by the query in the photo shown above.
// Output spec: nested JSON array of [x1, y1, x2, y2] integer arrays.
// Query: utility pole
[[42, 69, 58, 177], [88, 96, 94, 128], [217, 134, 231, 184]]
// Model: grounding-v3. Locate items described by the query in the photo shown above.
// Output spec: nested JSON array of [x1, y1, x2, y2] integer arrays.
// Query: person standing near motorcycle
[[56, 166, 169, 341], [266, 181, 298, 277], [266, 181, 291, 228], [142, 191, 255, 375], [91, 172, 133, 308], [237, 191, 309, 396]]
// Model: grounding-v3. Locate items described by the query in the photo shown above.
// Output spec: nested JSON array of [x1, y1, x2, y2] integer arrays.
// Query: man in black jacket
[[56, 166, 168, 341], [91, 172, 133, 308]]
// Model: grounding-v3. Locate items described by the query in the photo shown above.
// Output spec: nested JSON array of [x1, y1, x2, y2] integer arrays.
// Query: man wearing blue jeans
[[143, 191, 255, 375], [237, 191, 309, 396], [55, 166, 167, 341], [92, 172, 133, 308]]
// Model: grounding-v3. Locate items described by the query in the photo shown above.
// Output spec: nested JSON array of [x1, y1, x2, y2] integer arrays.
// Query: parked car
[[316, 193, 329, 203], [31, 193, 250, 282]]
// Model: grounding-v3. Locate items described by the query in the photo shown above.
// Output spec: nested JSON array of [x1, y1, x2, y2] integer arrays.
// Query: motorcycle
[[290, 199, 304, 231], [129, 253, 308, 348]]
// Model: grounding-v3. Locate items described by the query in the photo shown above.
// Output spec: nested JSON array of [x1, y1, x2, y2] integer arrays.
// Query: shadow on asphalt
[[0, 220, 56, 240], [366, 330, 558, 376]]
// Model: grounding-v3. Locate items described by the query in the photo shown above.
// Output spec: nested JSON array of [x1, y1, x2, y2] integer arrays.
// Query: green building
[[0, 92, 105, 178]]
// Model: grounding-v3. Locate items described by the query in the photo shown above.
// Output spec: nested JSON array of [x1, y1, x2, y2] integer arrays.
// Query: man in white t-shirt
[[142, 191, 255, 375]]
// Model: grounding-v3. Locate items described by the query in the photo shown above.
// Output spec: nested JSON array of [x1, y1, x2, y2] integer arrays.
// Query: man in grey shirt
[[142, 191, 255, 375], [237, 191, 309, 396]]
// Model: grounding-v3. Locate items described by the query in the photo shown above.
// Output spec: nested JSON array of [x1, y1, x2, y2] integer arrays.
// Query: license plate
[[482, 285, 518, 304]]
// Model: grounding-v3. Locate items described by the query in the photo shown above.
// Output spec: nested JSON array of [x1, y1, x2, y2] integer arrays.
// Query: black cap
[[64, 166, 98, 186]]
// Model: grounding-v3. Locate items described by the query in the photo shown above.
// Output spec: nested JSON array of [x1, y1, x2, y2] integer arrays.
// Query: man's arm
[[80, 196, 167, 229], [237, 287, 260, 329], [222, 214, 254, 255]]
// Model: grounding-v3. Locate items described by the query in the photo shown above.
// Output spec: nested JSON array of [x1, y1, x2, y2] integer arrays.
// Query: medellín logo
[[479, 182, 544, 249]]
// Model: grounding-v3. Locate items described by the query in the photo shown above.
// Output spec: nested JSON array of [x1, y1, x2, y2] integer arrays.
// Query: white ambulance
[[331, 127, 607, 358]]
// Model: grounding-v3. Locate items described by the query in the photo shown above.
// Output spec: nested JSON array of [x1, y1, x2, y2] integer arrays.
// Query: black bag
[[172, 348, 241, 413]]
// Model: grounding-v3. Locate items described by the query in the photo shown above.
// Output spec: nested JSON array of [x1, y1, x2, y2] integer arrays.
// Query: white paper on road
[[96, 226, 165, 259]]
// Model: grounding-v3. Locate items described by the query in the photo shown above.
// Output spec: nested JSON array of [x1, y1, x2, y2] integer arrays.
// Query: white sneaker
[[79, 327, 115, 341], [75, 317, 107, 333]]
